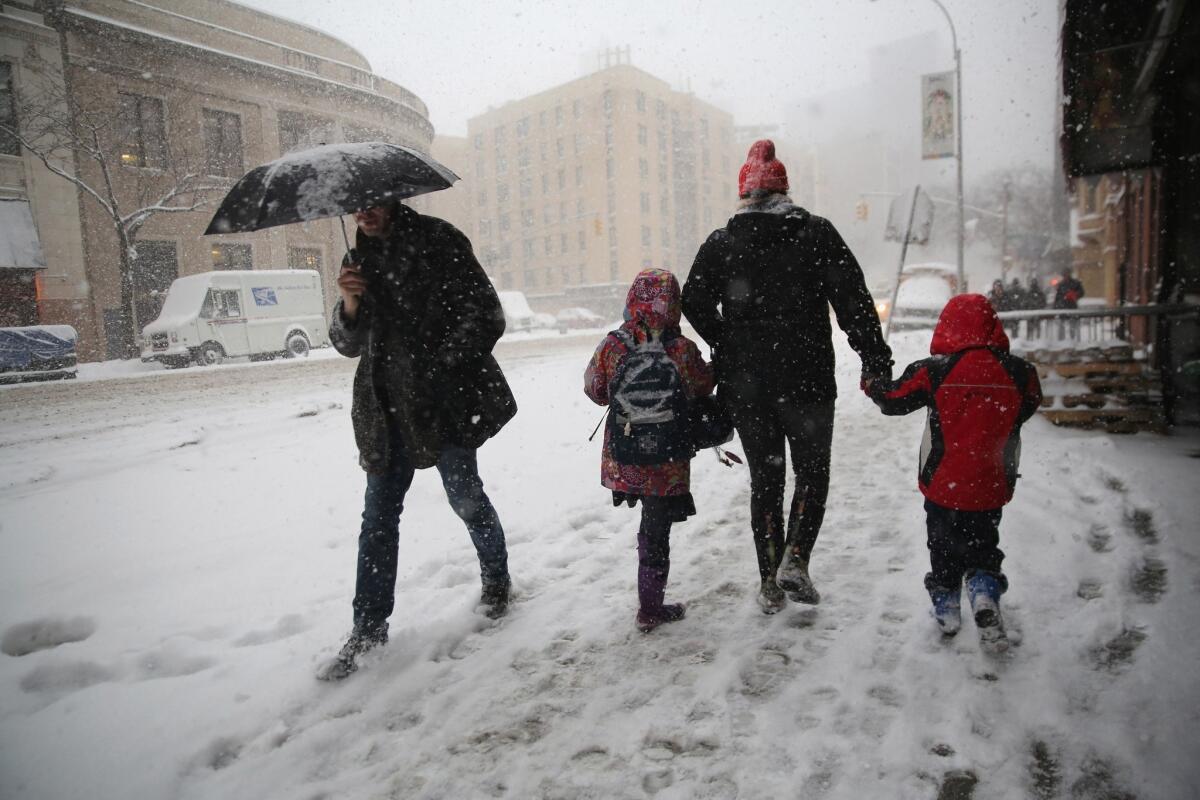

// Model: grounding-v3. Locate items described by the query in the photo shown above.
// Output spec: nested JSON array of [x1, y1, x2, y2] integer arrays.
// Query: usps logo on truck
[[252, 287, 278, 306]]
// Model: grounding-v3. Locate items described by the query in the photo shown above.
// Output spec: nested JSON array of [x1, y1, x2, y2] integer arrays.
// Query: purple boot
[[637, 526, 684, 632]]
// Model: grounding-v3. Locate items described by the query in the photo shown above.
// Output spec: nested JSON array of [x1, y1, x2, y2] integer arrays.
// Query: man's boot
[[480, 578, 511, 620], [776, 548, 821, 605], [316, 623, 388, 682]]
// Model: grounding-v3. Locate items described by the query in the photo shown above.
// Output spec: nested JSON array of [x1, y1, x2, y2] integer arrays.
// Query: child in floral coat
[[585, 269, 714, 632]]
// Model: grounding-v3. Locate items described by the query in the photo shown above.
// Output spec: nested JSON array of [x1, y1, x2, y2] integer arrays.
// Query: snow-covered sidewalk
[[1, 332, 1197, 799]]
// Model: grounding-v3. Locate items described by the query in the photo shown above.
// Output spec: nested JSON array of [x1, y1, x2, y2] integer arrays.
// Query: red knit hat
[[738, 139, 789, 197]]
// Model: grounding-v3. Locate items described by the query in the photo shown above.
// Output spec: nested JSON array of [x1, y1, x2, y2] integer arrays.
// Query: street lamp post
[[929, 0, 966, 294]]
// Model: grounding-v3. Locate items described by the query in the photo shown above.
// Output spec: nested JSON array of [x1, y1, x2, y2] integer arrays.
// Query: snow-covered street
[[1, 332, 1198, 800]]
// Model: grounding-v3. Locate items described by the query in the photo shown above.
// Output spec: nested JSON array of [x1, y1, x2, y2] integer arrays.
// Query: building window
[[118, 92, 166, 168], [541, 174, 549, 194], [556, 138, 565, 158], [544, 236, 553, 255], [494, 126, 506, 145], [558, 169, 566, 190], [284, 50, 320, 73], [478, 190, 488, 207], [556, 105, 564, 126], [656, 99, 666, 119], [473, 133, 483, 150], [202, 108, 243, 178], [603, 90, 613, 115], [609, 259, 619, 281], [661, 227, 671, 247], [636, 91, 646, 112], [574, 133, 583, 153], [500, 272, 513, 289], [637, 125, 647, 146], [639, 158, 649, 180], [578, 230, 586, 250], [0, 62, 19, 156], [573, 100, 582, 119], [641, 226, 652, 246], [287, 246, 323, 271], [560, 233, 569, 253], [516, 117, 530, 138], [211, 243, 253, 271], [519, 176, 531, 198], [543, 206, 552, 224], [499, 213, 510, 232], [478, 219, 491, 236], [559, 202, 566, 222], [496, 155, 508, 175], [660, 195, 669, 215], [522, 208, 534, 227], [539, 110, 547, 127], [606, 159, 614, 179], [523, 239, 535, 259], [575, 166, 583, 187], [278, 110, 333, 154], [524, 269, 538, 288], [561, 264, 572, 285], [640, 192, 650, 214], [517, 146, 531, 169]]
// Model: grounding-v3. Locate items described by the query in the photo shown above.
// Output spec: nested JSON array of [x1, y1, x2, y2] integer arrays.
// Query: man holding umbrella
[[318, 199, 517, 679], [205, 142, 516, 680]]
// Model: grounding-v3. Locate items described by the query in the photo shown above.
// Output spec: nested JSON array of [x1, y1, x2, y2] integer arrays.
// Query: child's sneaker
[[636, 603, 686, 633], [776, 550, 821, 605], [929, 585, 962, 636], [757, 580, 787, 615], [966, 572, 1009, 653]]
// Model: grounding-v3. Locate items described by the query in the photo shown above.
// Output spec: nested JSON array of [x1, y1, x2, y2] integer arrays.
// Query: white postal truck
[[141, 270, 330, 367]]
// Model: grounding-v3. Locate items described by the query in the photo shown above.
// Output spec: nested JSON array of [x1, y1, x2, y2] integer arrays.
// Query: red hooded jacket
[[866, 294, 1042, 510]]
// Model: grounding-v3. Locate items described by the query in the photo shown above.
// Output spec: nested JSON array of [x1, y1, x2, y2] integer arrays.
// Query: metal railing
[[996, 304, 1200, 366]]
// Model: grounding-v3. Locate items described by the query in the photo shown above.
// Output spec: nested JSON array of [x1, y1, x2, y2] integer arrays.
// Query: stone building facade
[[2, 0, 433, 360]]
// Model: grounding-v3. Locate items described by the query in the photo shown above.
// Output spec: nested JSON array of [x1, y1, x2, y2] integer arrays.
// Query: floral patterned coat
[[584, 269, 715, 497]]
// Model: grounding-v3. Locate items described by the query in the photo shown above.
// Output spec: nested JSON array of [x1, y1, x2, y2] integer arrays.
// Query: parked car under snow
[[0, 325, 78, 384]]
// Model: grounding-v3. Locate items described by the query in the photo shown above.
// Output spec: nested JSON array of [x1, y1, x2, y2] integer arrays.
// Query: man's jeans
[[353, 445, 508, 632]]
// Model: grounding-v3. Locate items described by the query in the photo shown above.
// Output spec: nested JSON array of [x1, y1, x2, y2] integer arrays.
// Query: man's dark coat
[[682, 201, 892, 405], [330, 204, 516, 470]]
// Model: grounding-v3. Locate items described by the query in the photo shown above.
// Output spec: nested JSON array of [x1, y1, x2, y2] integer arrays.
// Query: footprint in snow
[[233, 614, 309, 647], [2, 615, 97, 656]]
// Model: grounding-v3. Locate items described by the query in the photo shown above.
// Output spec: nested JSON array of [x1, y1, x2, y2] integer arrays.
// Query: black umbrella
[[204, 142, 459, 236]]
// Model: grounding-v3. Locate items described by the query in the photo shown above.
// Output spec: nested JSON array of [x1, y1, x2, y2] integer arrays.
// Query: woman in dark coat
[[682, 140, 893, 614]]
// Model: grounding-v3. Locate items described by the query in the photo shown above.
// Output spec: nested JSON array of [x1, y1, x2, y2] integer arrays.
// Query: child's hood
[[930, 293, 1010, 355], [624, 268, 682, 332]]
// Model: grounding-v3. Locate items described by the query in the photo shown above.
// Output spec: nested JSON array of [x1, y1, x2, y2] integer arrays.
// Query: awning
[[0, 198, 47, 270]]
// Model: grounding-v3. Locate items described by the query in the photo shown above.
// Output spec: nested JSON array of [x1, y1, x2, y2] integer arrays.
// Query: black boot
[[480, 579, 511, 620], [316, 624, 388, 681]]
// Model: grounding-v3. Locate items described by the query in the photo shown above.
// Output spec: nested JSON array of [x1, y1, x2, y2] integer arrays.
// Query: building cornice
[[56, 6, 433, 140]]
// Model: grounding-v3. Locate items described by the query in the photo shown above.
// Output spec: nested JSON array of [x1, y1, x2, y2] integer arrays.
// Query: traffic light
[[855, 200, 869, 221]]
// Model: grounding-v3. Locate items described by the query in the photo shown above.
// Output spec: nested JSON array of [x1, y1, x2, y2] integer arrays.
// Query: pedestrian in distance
[[585, 269, 715, 633], [987, 279, 1008, 312], [682, 139, 893, 614], [318, 200, 517, 681], [1052, 267, 1086, 340], [1025, 275, 1047, 338], [862, 294, 1042, 654]]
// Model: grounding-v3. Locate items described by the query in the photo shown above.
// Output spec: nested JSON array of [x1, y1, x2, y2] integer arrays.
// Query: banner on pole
[[921, 71, 956, 160]]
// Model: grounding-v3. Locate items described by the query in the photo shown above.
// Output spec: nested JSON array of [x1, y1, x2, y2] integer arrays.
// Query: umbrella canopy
[[204, 142, 458, 235]]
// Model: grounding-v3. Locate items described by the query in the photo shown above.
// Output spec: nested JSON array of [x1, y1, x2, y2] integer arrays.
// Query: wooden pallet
[[1040, 407, 1166, 434], [1039, 361, 1145, 379]]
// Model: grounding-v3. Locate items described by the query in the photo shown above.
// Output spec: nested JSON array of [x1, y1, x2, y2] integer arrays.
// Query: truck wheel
[[196, 342, 224, 366], [284, 332, 310, 358]]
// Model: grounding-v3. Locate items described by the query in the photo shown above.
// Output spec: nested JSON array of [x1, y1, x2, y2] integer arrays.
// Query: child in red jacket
[[864, 294, 1042, 651], [585, 269, 714, 632]]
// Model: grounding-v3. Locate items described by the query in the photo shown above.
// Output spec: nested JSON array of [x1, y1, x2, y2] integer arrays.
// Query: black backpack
[[606, 329, 693, 465]]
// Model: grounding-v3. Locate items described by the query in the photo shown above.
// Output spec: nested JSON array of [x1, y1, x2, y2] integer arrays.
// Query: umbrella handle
[[340, 215, 352, 252]]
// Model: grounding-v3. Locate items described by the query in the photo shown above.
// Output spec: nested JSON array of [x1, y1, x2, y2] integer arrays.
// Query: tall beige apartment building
[[462, 62, 739, 316]]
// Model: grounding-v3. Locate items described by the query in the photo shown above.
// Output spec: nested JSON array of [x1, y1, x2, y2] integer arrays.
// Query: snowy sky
[[236, 0, 1060, 173]]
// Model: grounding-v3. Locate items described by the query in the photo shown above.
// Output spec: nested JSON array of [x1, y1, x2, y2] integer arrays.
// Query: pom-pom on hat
[[738, 139, 789, 197]]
